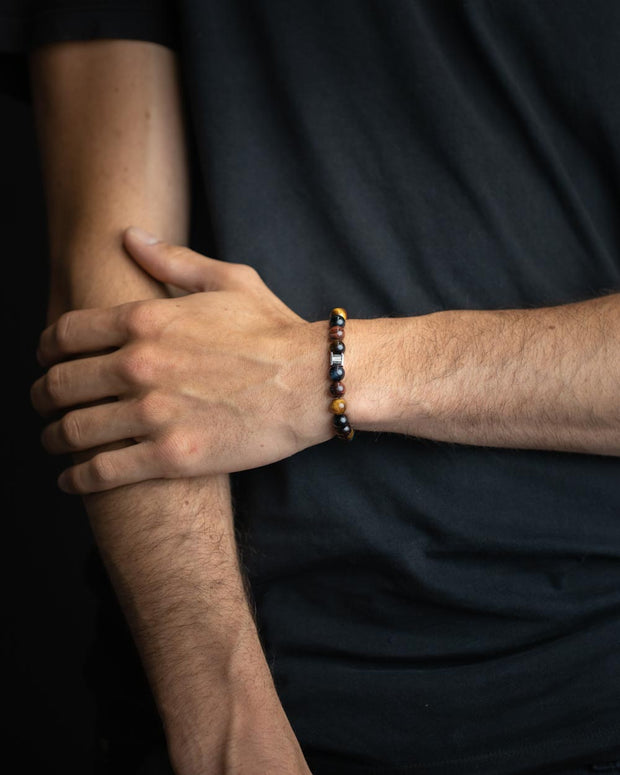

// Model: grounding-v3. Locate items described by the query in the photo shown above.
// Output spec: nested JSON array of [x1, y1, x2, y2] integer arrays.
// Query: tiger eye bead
[[337, 426, 355, 441], [329, 340, 345, 355], [329, 314, 346, 328], [330, 398, 346, 415], [333, 414, 349, 429], [329, 381, 346, 397], [329, 364, 345, 381], [328, 326, 345, 340], [330, 307, 348, 321]]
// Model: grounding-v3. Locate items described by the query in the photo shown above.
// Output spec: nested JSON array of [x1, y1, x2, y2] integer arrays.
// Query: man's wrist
[[344, 316, 399, 434], [281, 319, 333, 449], [164, 632, 306, 775], [288, 316, 414, 445], [290, 316, 394, 448]]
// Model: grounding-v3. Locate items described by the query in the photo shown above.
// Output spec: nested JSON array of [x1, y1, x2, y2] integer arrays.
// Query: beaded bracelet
[[328, 307, 355, 442]]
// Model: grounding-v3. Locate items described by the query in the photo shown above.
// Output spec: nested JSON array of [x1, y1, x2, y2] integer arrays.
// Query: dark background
[[2, 79, 163, 773]]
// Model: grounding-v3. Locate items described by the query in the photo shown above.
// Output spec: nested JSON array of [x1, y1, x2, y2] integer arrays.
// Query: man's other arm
[[29, 40, 310, 775]]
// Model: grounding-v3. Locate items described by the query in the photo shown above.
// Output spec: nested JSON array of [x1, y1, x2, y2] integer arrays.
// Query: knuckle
[[45, 365, 65, 403], [136, 392, 168, 427], [168, 245, 189, 261], [234, 263, 260, 283], [55, 311, 76, 350], [90, 454, 116, 487], [157, 432, 194, 475], [125, 302, 159, 338], [60, 412, 82, 449], [118, 345, 155, 384]]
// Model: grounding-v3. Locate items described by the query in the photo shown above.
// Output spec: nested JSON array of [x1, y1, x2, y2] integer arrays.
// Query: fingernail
[[57, 472, 71, 493], [127, 226, 160, 245]]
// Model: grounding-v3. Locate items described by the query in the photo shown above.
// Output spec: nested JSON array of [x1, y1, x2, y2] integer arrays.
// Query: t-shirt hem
[[304, 717, 620, 775]]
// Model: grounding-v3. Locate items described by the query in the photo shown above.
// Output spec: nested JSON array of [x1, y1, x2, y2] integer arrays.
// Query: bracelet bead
[[331, 307, 348, 320], [329, 313, 346, 328], [329, 364, 345, 381], [333, 414, 349, 429], [330, 398, 346, 414], [329, 381, 346, 397], [328, 326, 345, 340], [329, 340, 346, 355]]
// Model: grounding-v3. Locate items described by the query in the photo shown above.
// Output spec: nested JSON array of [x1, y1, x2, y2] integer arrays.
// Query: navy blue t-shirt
[[4, 2, 620, 773]]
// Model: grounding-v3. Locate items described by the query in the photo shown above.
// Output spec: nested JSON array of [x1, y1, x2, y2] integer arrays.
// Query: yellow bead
[[330, 398, 346, 414], [330, 307, 347, 320]]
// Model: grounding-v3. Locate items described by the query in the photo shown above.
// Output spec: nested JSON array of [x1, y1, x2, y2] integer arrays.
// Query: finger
[[31, 353, 125, 416], [123, 226, 235, 292], [57, 441, 163, 494], [37, 306, 128, 367], [41, 399, 152, 455]]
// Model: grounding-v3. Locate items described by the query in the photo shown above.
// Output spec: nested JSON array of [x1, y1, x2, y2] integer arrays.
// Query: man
[[6, 1, 620, 773]]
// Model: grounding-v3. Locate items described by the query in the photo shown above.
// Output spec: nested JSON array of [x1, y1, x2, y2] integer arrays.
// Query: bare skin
[[32, 225, 620, 493], [30, 39, 311, 775]]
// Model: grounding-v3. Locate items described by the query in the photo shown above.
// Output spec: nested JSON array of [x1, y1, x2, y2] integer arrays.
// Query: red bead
[[329, 382, 345, 397], [328, 326, 345, 340]]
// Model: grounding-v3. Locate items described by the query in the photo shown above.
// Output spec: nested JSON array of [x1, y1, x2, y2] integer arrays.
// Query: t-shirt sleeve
[[0, 0, 180, 101]]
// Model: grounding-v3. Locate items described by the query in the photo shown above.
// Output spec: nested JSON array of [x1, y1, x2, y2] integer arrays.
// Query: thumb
[[123, 226, 231, 292]]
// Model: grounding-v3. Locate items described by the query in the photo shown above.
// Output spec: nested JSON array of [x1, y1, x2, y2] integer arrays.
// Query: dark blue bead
[[329, 314, 346, 328], [333, 414, 349, 429], [336, 425, 352, 437], [329, 340, 345, 355], [329, 364, 345, 381]]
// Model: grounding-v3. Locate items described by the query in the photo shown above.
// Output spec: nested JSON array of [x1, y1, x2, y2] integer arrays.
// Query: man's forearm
[[83, 472, 279, 756], [29, 41, 306, 772], [348, 291, 620, 455], [30, 39, 189, 316], [33, 243, 620, 491]]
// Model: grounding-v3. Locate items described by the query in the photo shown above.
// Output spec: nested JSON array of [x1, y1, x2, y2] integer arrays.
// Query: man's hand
[[31, 226, 331, 493]]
